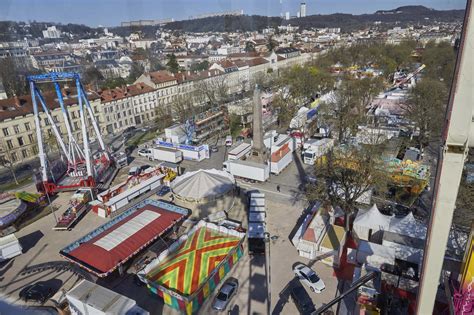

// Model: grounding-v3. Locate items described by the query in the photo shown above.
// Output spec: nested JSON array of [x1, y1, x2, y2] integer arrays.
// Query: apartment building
[[98, 83, 156, 134], [0, 90, 101, 164], [135, 70, 178, 110]]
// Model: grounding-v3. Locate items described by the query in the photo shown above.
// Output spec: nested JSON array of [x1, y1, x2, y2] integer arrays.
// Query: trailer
[[248, 192, 266, 255], [53, 188, 94, 231], [303, 138, 334, 165], [150, 147, 183, 163], [227, 142, 252, 160], [0, 234, 22, 262], [66, 279, 149, 315], [223, 159, 270, 182]]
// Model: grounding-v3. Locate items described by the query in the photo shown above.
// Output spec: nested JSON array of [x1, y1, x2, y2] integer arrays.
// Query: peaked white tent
[[171, 169, 235, 202], [353, 204, 392, 240], [388, 212, 427, 240]]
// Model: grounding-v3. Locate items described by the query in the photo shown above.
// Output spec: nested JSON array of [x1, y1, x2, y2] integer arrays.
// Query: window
[[11, 152, 17, 162], [32, 145, 38, 155], [25, 122, 31, 131], [21, 149, 28, 158], [6, 140, 13, 149], [28, 134, 34, 143], [53, 115, 59, 123], [13, 125, 20, 133], [74, 122, 79, 130], [2, 128, 9, 136]]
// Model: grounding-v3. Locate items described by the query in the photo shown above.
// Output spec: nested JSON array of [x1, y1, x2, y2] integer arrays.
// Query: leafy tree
[[319, 78, 382, 143], [82, 66, 104, 87], [229, 114, 242, 138], [245, 41, 256, 52], [267, 36, 277, 51], [100, 77, 127, 89], [403, 78, 448, 149], [190, 61, 209, 72], [272, 94, 297, 129], [280, 65, 334, 100], [166, 54, 179, 74], [128, 62, 145, 83], [306, 146, 388, 231], [422, 41, 457, 85]]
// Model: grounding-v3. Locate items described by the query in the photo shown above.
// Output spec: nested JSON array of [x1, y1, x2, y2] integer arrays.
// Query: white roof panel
[[94, 210, 160, 251]]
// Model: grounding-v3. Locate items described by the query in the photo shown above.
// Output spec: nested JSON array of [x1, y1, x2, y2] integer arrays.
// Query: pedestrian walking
[[276, 185, 281, 192]]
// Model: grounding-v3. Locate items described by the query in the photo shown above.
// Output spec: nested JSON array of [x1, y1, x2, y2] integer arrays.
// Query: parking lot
[[0, 142, 343, 314]]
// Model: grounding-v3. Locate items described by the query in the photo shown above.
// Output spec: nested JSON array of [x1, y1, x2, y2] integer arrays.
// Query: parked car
[[19, 282, 54, 304], [211, 278, 239, 311], [156, 186, 171, 197], [211, 146, 219, 153], [290, 284, 316, 314], [293, 263, 325, 293], [138, 148, 152, 157]]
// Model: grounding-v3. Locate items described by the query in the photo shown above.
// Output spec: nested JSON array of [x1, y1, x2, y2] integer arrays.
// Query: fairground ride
[[27, 72, 115, 194]]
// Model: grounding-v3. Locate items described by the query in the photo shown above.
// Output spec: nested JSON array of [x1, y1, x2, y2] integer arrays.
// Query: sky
[[0, 0, 467, 27]]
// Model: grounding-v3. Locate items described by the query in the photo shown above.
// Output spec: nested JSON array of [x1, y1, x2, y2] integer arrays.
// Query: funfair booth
[[138, 221, 245, 314], [60, 200, 189, 277]]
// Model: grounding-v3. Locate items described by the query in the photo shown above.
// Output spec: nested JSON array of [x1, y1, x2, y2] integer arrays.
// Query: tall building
[[285, 11, 290, 20], [42, 26, 61, 39], [300, 2, 307, 17]]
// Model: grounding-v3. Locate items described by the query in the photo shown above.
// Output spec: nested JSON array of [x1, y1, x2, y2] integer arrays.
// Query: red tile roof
[[148, 70, 177, 84], [0, 89, 99, 122], [98, 83, 154, 103]]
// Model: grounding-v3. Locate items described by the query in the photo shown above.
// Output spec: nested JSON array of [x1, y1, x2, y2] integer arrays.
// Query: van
[[225, 136, 233, 147], [128, 166, 140, 176]]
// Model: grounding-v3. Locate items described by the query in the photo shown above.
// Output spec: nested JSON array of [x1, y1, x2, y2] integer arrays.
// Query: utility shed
[[66, 279, 149, 315]]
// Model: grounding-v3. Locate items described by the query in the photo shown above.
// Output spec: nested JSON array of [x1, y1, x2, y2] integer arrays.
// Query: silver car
[[211, 278, 239, 311], [293, 263, 325, 293]]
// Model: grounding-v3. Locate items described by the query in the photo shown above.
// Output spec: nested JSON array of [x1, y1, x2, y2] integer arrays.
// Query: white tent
[[353, 204, 392, 240], [388, 212, 427, 240], [171, 169, 235, 202]]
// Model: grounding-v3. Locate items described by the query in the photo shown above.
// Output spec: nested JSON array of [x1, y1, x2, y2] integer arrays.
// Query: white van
[[225, 135, 233, 147]]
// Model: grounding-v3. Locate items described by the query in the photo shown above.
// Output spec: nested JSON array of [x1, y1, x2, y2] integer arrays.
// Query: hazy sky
[[0, 0, 467, 27]]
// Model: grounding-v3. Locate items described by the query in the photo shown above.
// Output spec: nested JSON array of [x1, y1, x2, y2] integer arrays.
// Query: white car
[[137, 148, 152, 157], [293, 263, 325, 293]]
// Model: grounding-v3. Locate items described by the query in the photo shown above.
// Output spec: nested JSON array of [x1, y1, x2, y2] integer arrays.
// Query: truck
[[303, 138, 334, 165], [150, 147, 183, 163], [248, 192, 266, 255], [223, 159, 270, 182], [227, 142, 252, 160], [53, 188, 94, 231], [0, 234, 22, 262]]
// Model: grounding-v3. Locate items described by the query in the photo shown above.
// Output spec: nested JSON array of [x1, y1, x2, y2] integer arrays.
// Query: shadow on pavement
[[19, 230, 44, 254]]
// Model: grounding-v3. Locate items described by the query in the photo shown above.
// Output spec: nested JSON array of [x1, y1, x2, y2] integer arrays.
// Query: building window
[[32, 145, 38, 154], [74, 122, 79, 130], [28, 134, 34, 143], [11, 152, 17, 162], [17, 137, 24, 146], [25, 122, 31, 131], [6, 140, 13, 150], [21, 149, 28, 159], [53, 116, 59, 123], [2, 128, 9, 136], [13, 125, 20, 133]]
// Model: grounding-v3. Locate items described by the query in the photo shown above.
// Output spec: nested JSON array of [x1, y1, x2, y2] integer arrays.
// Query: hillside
[[163, 5, 464, 33]]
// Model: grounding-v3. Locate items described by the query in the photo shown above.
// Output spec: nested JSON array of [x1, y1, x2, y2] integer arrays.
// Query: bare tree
[[0, 140, 19, 185], [194, 75, 229, 106]]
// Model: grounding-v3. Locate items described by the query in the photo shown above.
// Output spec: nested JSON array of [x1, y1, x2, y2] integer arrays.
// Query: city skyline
[[0, 0, 467, 27]]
